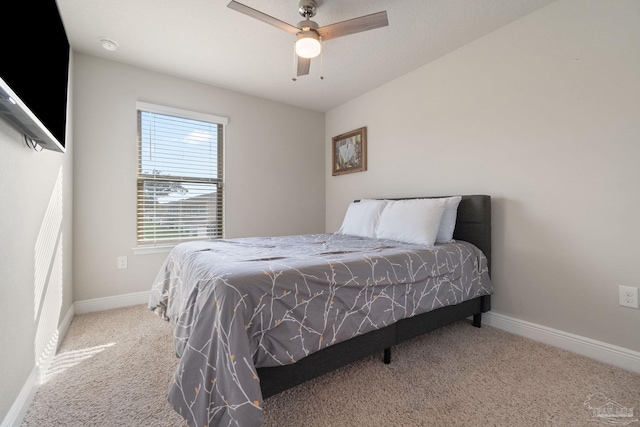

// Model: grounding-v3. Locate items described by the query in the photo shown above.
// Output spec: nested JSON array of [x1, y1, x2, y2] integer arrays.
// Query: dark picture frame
[[332, 127, 367, 176]]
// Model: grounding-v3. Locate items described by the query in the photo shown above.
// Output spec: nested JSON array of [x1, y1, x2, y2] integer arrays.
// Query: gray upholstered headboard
[[366, 195, 492, 272], [452, 195, 491, 272]]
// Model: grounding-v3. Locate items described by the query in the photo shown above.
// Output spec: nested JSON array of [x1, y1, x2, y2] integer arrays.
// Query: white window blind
[[136, 102, 226, 245]]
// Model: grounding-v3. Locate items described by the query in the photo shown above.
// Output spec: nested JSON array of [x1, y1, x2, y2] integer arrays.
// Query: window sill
[[132, 245, 175, 255]]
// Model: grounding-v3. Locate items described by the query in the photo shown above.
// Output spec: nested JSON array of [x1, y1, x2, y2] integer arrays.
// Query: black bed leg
[[472, 313, 482, 328], [383, 347, 391, 364]]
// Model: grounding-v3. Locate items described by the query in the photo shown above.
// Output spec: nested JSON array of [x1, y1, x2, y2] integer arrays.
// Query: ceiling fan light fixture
[[295, 31, 321, 59], [227, 0, 389, 78]]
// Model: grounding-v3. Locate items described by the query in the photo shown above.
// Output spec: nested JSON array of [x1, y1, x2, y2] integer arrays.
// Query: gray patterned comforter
[[149, 233, 492, 427]]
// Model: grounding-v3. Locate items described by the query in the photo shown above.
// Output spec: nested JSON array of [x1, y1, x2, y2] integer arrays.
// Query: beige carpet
[[22, 305, 640, 426]]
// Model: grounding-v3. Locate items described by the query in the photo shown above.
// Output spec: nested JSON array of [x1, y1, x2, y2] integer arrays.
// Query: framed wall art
[[332, 127, 367, 176]]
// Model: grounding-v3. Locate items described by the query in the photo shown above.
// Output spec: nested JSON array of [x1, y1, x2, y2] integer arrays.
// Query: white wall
[[326, 0, 640, 352], [72, 53, 325, 302], [0, 60, 74, 422]]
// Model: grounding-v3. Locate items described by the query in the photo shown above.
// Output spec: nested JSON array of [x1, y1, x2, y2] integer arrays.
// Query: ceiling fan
[[227, 0, 389, 79]]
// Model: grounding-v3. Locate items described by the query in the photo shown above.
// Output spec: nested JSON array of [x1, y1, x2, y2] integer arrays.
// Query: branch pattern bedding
[[149, 195, 492, 427]]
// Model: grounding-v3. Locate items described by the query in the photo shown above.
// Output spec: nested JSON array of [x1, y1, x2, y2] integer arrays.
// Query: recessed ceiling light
[[99, 37, 119, 51]]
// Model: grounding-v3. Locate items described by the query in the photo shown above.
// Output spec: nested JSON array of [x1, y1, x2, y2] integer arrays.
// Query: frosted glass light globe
[[295, 32, 321, 58]]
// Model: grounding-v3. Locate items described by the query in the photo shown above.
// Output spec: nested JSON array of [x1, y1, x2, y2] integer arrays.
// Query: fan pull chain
[[292, 43, 297, 81], [319, 38, 324, 80]]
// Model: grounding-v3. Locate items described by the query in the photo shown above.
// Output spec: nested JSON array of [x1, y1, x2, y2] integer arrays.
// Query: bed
[[149, 195, 492, 427]]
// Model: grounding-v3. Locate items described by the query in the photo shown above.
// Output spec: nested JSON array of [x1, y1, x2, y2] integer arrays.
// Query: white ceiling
[[56, 0, 556, 112]]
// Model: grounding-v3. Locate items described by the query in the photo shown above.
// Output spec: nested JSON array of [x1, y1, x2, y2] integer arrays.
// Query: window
[[136, 102, 226, 246]]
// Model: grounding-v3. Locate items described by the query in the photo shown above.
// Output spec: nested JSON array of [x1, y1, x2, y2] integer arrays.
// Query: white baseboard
[[1, 293, 149, 426], [65, 297, 640, 375], [57, 304, 75, 351], [1, 364, 39, 427], [1, 304, 76, 427], [74, 291, 150, 314], [483, 311, 640, 375]]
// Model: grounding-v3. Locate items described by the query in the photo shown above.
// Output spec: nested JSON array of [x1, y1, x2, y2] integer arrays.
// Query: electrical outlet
[[619, 285, 638, 309], [117, 256, 128, 269]]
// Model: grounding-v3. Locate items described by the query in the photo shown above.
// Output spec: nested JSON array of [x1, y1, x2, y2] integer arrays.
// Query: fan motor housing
[[297, 19, 319, 31]]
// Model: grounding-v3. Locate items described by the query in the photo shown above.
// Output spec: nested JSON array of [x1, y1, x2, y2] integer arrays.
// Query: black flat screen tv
[[0, 0, 70, 152]]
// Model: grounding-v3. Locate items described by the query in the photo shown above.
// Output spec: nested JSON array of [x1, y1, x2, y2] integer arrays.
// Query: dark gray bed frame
[[257, 195, 492, 398]]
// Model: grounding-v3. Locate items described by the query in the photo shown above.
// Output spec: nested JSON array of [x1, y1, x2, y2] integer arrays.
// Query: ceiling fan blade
[[317, 11, 388, 41], [227, 1, 300, 35], [297, 56, 311, 76]]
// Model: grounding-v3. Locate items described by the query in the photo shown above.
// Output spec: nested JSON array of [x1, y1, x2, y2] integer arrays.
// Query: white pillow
[[375, 198, 447, 246], [436, 196, 462, 243], [336, 199, 389, 238]]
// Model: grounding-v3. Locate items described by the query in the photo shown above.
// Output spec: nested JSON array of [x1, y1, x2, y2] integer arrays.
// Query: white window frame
[[133, 101, 227, 253]]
